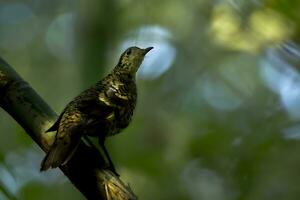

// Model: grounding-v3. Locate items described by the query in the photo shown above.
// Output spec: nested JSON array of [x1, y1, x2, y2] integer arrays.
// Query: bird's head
[[116, 46, 153, 74]]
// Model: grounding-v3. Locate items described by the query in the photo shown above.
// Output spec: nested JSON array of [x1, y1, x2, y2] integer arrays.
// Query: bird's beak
[[143, 47, 154, 55]]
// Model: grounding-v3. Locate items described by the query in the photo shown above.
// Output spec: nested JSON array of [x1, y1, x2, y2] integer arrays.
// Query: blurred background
[[1, 0, 300, 199]]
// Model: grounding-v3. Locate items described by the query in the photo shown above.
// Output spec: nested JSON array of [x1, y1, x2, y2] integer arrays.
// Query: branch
[[0, 57, 137, 200]]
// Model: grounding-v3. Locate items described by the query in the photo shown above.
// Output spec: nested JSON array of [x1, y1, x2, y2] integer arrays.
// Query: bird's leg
[[83, 136, 97, 149], [99, 138, 119, 176]]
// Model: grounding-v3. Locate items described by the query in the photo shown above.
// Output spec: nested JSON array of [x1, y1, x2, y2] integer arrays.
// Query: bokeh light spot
[[283, 125, 300, 140], [210, 3, 292, 52], [181, 160, 227, 200], [0, 3, 36, 50], [260, 46, 300, 119], [250, 9, 292, 43], [121, 25, 176, 80], [218, 55, 258, 98], [280, 75, 300, 119], [45, 13, 75, 61], [202, 75, 242, 111]]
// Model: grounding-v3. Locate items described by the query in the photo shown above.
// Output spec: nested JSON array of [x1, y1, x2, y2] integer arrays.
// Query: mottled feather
[[40, 46, 153, 171]]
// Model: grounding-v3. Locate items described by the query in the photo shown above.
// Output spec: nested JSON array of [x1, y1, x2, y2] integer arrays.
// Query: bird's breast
[[107, 99, 136, 136]]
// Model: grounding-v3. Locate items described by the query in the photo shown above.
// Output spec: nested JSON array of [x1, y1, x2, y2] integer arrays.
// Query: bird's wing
[[75, 84, 129, 117], [99, 82, 131, 107], [41, 109, 85, 171], [75, 92, 115, 119], [40, 123, 83, 171], [45, 80, 129, 133], [45, 111, 65, 132]]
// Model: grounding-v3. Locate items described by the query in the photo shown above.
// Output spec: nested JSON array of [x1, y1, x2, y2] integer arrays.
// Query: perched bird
[[40, 46, 153, 173]]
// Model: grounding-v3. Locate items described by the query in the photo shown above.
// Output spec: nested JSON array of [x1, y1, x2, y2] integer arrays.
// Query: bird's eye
[[126, 49, 132, 56]]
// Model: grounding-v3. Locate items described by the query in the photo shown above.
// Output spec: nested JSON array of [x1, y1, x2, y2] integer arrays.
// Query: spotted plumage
[[41, 46, 153, 172]]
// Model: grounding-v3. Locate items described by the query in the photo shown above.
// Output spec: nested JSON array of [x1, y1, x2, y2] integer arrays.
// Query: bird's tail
[[40, 134, 81, 171]]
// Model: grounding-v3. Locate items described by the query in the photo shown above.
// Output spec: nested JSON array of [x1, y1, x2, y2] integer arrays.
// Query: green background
[[1, 0, 300, 199]]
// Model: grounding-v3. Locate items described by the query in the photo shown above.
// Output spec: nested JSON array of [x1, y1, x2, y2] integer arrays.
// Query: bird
[[40, 46, 153, 174]]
